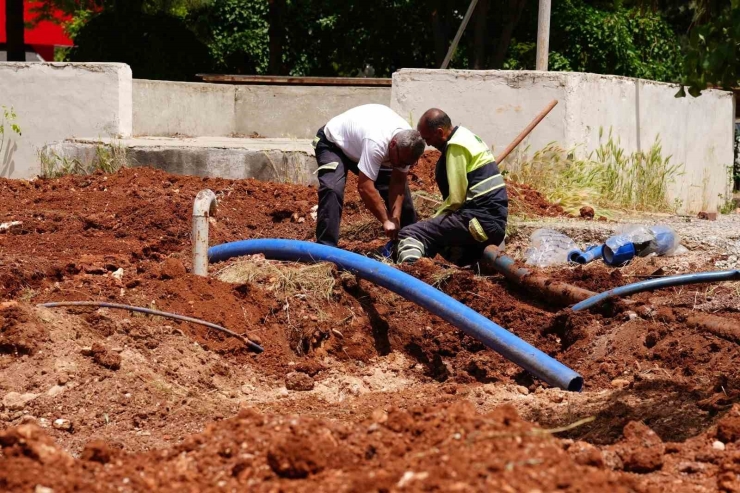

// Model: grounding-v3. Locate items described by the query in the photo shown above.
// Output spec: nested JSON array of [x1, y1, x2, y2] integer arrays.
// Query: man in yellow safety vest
[[396, 108, 508, 267]]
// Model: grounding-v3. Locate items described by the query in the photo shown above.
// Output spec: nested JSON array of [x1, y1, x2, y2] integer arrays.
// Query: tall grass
[[503, 130, 683, 215]]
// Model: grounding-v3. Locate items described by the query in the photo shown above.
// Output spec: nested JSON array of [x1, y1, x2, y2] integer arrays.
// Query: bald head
[[417, 108, 453, 150]]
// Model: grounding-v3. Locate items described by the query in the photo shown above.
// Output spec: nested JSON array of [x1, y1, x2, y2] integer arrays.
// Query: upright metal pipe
[[192, 190, 218, 277]]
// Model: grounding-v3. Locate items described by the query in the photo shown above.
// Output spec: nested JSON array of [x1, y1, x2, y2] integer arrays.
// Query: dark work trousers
[[313, 126, 417, 247], [397, 210, 505, 267]]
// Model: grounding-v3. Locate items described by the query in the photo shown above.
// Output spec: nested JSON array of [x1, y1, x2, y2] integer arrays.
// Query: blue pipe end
[[603, 237, 636, 266]]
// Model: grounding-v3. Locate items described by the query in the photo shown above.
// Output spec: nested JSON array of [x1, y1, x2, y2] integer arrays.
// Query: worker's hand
[[383, 219, 399, 240]]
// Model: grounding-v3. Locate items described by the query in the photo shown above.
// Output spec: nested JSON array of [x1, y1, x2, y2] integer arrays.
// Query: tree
[[5, 0, 25, 61], [679, 0, 740, 96]]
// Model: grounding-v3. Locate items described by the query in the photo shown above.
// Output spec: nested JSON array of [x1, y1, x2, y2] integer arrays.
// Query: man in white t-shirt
[[312, 104, 426, 247]]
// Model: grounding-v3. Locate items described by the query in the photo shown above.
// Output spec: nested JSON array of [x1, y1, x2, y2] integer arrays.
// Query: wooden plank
[[196, 74, 392, 87]]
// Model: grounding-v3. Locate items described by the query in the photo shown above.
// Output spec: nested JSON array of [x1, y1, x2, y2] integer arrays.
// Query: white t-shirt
[[324, 104, 411, 181]]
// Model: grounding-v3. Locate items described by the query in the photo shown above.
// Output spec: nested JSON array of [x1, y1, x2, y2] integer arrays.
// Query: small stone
[[89, 342, 121, 370], [712, 440, 726, 451], [80, 347, 93, 356], [371, 408, 388, 424], [47, 385, 66, 398], [53, 418, 73, 432], [516, 385, 529, 395], [159, 258, 186, 280], [285, 372, 314, 391], [111, 268, 124, 281], [697, 211, 717, 221], [611, 378, 631, 389], [0, 413, 10, 421], [21, 415, 37, 424], [579, 206, 595, 220], [38, 418, 50, 428], [624, 311, 638, 321], [2, 392, 39, 411], [34, 486, 54, 493], [548, 392, 565, 403], [57, 373, 69, 386]]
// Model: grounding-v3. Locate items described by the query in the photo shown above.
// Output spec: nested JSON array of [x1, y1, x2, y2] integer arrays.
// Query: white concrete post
[[192, 189, 218, 277], [536, 0, 551, 71]]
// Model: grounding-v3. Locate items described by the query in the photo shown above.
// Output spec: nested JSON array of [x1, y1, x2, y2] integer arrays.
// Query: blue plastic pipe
[[209, 239, 584, 391], [568, 245, 603, 265], [572, 269, 740, 312]]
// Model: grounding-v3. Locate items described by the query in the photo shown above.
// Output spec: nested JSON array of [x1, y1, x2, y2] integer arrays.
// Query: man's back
[[324, 104, 410, 163]]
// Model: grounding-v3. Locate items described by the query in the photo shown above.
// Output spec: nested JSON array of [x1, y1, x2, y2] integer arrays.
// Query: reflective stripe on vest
[[466, 173, 505, 201]]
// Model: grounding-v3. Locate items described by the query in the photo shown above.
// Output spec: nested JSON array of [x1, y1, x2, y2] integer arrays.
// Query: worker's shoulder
[[449, 126, 487, 146]]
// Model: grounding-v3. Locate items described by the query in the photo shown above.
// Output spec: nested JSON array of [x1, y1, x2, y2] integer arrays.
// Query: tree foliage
[[680, 0, 740, 96], [31, 0, 740, 93]]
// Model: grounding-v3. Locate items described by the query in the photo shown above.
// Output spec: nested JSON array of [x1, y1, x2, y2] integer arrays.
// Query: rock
[[0, 221, 22, 233], [712, 440, 726, 451], [111, 268, 124, 281], [677, 461, 706, 474], [52, 419, 73, 432], [89, 342, 121, 370], [611, 378, 631, 389], [285, 372, 314, 392], [81, 440, 117, 464], [80, 346, 93, 356], [21, 415, 37, 424], [57, 373, 69, 386], [569, 441, 605, 468], [267, 432, 330, 479], [618, 421, 665, 473], [34, 486, 54, 493], [371, 408, 389, 424], [579, 206, 595, 220], [294, 361, 326, 377], [0, 425, 73, 465], [159, 258, 186, 280], [0, 413, 10, 421], [2, 392, 39, 411], [697, 211, 717, 221], [717, 404, 740, 443], [516, 385, 530, 395], [548, 392, 565, 403], [47, 385, 66, 398]]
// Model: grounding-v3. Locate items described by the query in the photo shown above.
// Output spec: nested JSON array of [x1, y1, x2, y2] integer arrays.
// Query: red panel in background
[[0, 0, 74, 49]]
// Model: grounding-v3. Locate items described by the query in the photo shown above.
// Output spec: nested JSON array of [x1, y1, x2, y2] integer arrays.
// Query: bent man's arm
[[388, 168, 408, 223]]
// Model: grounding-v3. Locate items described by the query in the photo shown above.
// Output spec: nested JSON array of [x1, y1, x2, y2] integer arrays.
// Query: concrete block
[[44, 136, 319, 186], [133, 80, 236, 137], [0, 62, 132, 179]]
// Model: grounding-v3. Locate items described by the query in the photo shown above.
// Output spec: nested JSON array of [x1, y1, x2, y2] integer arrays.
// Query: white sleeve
[[357, 139, 386, 181]]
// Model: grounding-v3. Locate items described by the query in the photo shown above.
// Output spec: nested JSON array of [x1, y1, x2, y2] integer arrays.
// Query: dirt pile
[[3, 402, 739, 492], [1, 165, 739, 491]]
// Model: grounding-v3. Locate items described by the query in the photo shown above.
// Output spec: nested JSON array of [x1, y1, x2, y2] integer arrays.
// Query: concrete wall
[[133, 79, 391, 139], [45, 137, 319, 185], [0, 63, 132, 179], [391, 69, 735, 213]]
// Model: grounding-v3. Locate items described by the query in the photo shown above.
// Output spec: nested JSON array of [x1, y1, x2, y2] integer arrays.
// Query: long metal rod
[[535, 0, 552, 71], [38, 301, 264, 353], [495, 99, 558, 164], [441, 0, 480, 70]]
